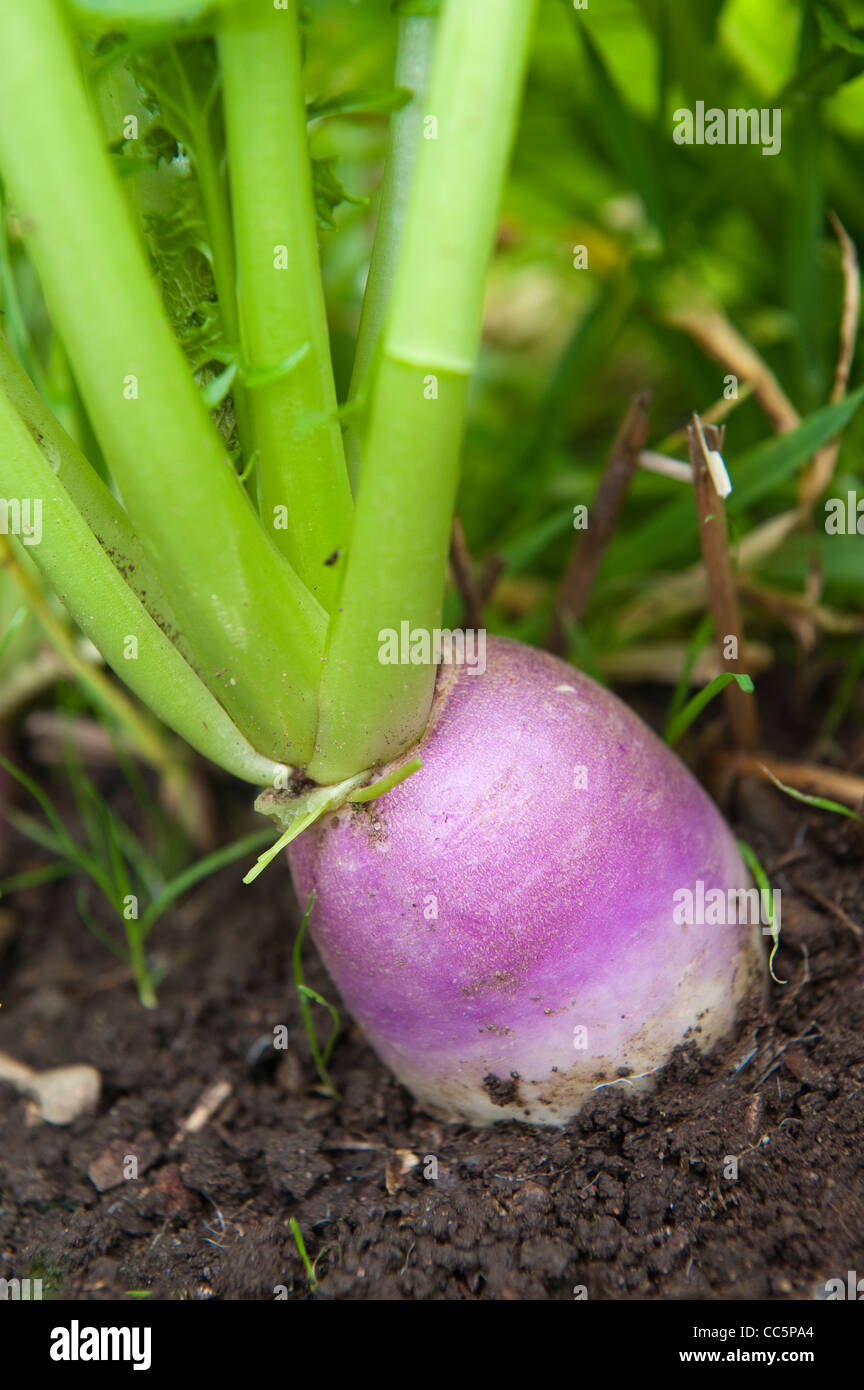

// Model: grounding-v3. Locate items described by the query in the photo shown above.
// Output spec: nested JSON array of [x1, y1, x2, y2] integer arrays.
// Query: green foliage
[[0, 740, 271, 1007], [737, 837, 784, 983], [760, 763, 862, 818], [67, 0, 221, 23], [307, 86, 411, 119], [292, 891, 340, 1099], [665, 672, 755, 746], [102, 36, 231, 364], [0, 605, 26, 665], [391, 1, 442, 14], [440, 0, 864, 661], [817, 2, 864, 55], [311, 156, 366, 229], [664, 612, 715, 738], [289, 1217, 318, 1291]]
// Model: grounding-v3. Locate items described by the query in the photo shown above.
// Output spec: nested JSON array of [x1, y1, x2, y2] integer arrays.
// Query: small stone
[[275, 1050, 306, 1095], [150, 1164, 198, 1218], [88, 1132, 160, 1192], [29, 1064, 101, 1124], [385, 1149, 419, 1194]]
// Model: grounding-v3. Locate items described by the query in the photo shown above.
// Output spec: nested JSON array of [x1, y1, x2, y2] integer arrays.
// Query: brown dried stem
[[689, 417, 759, 749], [723, 752, 864, 812], [449, 516, 485, 631], [666, 306, 799, 435], [547, 390, 651, 655], [799, 213, 861, 508]]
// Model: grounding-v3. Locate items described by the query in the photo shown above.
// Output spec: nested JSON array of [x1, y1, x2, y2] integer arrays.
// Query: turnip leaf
[[307, 87, 412, 121]]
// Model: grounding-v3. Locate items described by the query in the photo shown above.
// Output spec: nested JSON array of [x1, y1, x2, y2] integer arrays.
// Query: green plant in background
[[0, 733, 271, 1006], [665, 671, 755, 746], [447, 0, 864, 679], [288, 1216, 318, 1292], [292, 890, 340, 1100], [737, 837, 784, 983]]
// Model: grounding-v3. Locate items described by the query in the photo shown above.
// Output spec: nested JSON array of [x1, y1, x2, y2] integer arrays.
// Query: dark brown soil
[[1, 683, 863, 1302]]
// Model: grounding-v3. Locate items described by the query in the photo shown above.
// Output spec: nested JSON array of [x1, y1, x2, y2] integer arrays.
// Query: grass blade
[[664, 612, 715, 740], [139, 829, 273, 940], [665, 672, 754, 746], [289, 1217, 318, 1292], [292, 890, 340, 1099], [759, 762, 862, 821], [737, 838, 784, 984]]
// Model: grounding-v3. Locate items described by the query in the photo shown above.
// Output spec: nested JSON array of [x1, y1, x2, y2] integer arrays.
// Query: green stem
[[309, 0, 537, 783], [126, 927, 158, 1010], [218, 0, 353, 610], [293, 891, 340, 1101], [0, 190, 44, 395], [0, 0, 325, 764], [0, 331, 194, 664], [345, 11, 436, 493], [0, 393, 290, 788]]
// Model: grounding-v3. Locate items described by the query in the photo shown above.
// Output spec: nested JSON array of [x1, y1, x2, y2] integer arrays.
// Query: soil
[[1, 674, 862, 1302]]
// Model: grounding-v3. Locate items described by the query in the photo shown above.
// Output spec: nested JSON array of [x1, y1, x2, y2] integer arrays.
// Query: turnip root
[[290, 638, 765, 1125]]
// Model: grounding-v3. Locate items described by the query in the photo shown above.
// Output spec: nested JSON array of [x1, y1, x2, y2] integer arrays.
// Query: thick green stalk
[[309, 0, 537, 783], [0, 0, 325, 765], [0, 387, 290, 787], [218, 0, 352, 611], [345, 11, 436, 493], [0, 333, 193, 662]]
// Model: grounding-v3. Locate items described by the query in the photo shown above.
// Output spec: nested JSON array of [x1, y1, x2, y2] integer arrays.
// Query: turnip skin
[[289, 637, 764, 1126]]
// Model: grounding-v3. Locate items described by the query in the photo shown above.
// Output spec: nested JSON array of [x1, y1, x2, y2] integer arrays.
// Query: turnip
[[0, 0, 766, 1130], [289, 638, 764, 1125]]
